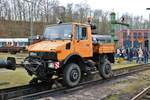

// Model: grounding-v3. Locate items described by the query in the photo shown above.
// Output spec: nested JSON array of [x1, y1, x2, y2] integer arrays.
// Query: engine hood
[[28, 40, 70, 52]]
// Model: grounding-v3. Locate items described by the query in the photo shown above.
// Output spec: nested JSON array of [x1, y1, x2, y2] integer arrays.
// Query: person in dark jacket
[[142, 47, 148, 64], [129, 48, 133, 62]]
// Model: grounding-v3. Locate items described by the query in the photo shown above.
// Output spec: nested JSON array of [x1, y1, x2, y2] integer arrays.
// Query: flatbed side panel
[[93, 43, 115, 54]]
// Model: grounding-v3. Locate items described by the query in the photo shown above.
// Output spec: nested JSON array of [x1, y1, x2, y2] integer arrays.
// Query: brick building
[[116, 29, 150, 50]]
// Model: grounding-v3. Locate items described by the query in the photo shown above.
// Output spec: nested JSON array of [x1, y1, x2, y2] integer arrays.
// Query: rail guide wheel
[[98, 60, 112, 79], [63, 63, 81, 87]]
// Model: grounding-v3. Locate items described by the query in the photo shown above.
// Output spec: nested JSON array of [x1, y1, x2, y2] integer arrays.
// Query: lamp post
[[110, 12, 129, 46], [146, 8, 150, 52], [110, 12, 116, 43]]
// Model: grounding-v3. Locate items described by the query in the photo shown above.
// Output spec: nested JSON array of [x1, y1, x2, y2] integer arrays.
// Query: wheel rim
[[105, 64, 111, 74], [70, 69, 79, 82]]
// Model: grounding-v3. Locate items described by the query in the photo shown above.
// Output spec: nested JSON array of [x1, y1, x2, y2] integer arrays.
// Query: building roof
[[0, 38, 28, 42], [118, 29, 150, 33]]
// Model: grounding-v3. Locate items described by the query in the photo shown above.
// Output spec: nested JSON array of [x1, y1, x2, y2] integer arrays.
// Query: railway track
[[0, 63, 150, 100], [131, 85, 150, 100]]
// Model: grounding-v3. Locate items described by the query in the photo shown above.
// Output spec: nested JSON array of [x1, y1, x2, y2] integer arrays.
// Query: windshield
[[43, 24, 72, 40]]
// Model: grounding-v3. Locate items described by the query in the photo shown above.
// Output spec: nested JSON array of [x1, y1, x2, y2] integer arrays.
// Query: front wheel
[[98, 60, 112, 79], [63, 63, 81, 87]]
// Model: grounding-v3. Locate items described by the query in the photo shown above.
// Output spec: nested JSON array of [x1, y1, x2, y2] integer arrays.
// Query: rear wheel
[[63, 63, 81, 87], [98, 60, 112, 79]]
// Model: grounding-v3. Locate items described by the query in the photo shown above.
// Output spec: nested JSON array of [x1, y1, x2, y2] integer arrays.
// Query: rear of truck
[[92, 35, 115, 63], [93, 43, 115, 54]]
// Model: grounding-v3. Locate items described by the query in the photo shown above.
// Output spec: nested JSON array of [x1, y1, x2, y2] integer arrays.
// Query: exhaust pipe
[[0, 57, 16, 70]]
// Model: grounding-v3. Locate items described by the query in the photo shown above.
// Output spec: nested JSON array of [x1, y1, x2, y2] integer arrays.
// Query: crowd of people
[[115, 47, 149, 64]]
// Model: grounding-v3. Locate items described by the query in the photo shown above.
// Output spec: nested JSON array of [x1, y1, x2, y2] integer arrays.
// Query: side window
[[76, 25, 87, 40]]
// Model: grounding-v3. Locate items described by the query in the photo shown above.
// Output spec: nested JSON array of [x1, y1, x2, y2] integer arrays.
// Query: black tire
[[6, 57, 16, 70], [63, 63, 81, 87], [98, 60, 112, 79]]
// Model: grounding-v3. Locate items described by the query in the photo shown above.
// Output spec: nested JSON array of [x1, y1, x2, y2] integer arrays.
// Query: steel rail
[[0, 63, 149, 100], [18, 63, 150, 100], [131, 85, 150, 100]]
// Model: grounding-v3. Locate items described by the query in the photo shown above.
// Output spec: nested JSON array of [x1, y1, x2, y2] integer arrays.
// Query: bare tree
[[66, 3, 73, 22], [74, 1, 90, 23], [0, 0, 148, 37], [93, 10, 110, 34]]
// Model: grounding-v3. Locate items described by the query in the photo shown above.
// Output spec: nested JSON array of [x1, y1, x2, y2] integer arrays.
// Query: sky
[[59, 0, 150, 20]]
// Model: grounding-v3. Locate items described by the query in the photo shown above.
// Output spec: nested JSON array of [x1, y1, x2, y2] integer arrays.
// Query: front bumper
[[22, 58, 61, 78]]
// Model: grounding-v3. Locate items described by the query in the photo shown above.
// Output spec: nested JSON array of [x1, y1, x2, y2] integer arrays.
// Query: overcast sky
[[60, 0, 150, 20]]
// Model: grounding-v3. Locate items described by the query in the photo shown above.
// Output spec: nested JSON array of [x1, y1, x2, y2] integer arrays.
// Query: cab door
[[74, 25, 92, 57]]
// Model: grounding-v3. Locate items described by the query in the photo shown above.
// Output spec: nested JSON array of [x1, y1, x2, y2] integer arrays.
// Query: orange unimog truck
[[23, 23, 115, 87]]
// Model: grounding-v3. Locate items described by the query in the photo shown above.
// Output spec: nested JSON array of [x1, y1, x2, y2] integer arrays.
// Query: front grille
[[32, 52, 57, 60]]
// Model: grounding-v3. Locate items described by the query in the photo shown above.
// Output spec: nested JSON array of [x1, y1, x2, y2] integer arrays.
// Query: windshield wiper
[[53, 38, 63, 40]]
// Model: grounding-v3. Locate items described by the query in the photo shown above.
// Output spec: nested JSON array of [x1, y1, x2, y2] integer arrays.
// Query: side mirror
[[36, 35, 43, 40], [37, 35, 44, 40], [77, 40, 80, 42]]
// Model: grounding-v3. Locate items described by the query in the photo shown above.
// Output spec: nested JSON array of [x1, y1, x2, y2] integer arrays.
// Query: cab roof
[[45, 22, 90, 27]]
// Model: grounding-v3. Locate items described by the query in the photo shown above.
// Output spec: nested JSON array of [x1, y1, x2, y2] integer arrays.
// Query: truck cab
[[28, 23, 93, 60], [23, 23, 115, 87]]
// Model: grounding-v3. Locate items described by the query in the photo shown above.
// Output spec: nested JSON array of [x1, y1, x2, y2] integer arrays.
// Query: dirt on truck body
[[22, 23, 115, 87]]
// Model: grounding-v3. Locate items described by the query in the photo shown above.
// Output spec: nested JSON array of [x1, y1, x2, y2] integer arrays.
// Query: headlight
[[30, 52, 37, 56], [48, 63, 55, 68], [48, 62, 60, 69]]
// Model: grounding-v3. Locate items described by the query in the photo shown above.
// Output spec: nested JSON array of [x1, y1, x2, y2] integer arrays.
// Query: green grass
[[0, 53, 29, 89], [112, 63, 139, 70], [104, 94, 119, 100], [112, 59, 150, 70], [0, 68, 32, 89], [104, 70, 150, 100]]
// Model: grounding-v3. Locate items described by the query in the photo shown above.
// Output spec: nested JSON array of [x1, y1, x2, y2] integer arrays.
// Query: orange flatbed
[[93, 43, 115, 54]]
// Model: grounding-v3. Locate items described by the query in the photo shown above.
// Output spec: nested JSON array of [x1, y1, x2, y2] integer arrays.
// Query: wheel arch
[[107, 53, 115, 63], [62, 53, 85, 71], [99, 53, 114, 63]]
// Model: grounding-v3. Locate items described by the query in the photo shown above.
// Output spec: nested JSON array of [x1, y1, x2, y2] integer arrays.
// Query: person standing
[[142, 47, 148, 64], [138, 48, 143, 64], [116, 48, 121, 58], [129, 48, 133, 62], [135, 49, 139, 63]]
